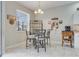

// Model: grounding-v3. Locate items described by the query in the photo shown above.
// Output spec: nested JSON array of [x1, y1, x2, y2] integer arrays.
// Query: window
[[16, 10, 30, 31]]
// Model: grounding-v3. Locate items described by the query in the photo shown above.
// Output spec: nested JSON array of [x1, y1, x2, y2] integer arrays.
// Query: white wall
[[5, 1, 34, 49], [38, 2, 79, 46], [5, 2, 79, 48]]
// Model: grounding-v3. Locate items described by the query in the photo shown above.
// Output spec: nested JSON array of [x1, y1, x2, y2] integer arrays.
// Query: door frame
[[1, 1, 6, 56], [0, 1, 2, 57]]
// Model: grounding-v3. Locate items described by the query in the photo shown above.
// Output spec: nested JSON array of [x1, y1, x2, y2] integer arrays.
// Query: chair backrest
[[37, 29, 46, 38], [46, 29, 50, 37], [47, 30, 50, 35]]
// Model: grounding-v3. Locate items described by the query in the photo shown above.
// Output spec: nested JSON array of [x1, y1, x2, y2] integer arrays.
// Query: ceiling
[[17, 1, 74, 11]]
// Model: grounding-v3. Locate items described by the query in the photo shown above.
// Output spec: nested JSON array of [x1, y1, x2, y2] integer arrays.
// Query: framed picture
[[51, 17, 59, 30]]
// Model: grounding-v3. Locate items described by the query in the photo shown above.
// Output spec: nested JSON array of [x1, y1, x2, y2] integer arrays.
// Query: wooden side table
[[62, 31, 74, 48]]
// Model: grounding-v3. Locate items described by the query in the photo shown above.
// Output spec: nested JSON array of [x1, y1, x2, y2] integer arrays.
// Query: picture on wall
[[51, 17, 59, 30]]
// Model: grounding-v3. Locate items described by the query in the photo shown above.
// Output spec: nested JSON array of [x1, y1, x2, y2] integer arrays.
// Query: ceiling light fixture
[[34, 1, 44, 14]]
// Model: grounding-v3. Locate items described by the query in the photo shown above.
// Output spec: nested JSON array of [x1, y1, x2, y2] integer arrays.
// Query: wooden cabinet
[[62, 31, 74, 47]]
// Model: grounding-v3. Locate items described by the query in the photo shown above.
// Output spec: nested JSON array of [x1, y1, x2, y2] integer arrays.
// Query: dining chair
[[35, 29, 46, 52], [45, 29, 51, 45], [62, 31, 74, 48], [26, 30, 35, 48]]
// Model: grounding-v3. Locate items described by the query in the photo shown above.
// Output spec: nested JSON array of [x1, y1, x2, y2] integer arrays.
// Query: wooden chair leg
[[62, 40, 64, 47], [37, 45, 39, 52], [44, 39, 46, 52], [26, 39, 28, 48], [47, 38, 48, 45], [70, 41, 72, 48], [33, 39, 36, 46], [44, 43, 46, 52]]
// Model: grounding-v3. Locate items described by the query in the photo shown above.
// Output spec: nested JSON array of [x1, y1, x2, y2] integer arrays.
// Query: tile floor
[[2, 41, 79, 57]]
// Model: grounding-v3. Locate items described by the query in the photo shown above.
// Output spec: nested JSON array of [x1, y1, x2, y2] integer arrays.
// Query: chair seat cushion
[[38, 38, 44, 40], [28, 35, 35, 38]]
